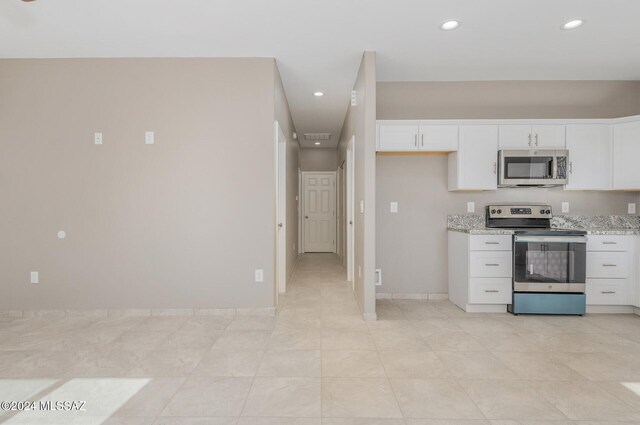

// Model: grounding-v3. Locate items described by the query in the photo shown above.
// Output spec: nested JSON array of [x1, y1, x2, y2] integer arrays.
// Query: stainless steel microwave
[[498, 149, 568, 187]]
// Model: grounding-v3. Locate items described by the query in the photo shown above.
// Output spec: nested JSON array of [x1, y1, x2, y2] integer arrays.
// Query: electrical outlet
[[375, 269, 382, 286], [390, 202, 398, 213], [358, 266, 362, 279], [360, 200, 364, 214], [254, 269, 264, 282], [145, 131, 154, 145], [467, 202, 475, 213], [351, 90, 357, 106], [30, 271, 39, 284], [628, 203, 636, 214], [94, 132, 103, 145], [561, 202, 570, 213]]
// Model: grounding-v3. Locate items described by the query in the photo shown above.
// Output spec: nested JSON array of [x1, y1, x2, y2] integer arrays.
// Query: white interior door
[[275, 123, 287, 294], [346, 136, 355, 284], [303, 172, 336, 253]]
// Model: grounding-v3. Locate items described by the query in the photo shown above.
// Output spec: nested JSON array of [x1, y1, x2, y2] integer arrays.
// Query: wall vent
[[304, 133, 331, 141]]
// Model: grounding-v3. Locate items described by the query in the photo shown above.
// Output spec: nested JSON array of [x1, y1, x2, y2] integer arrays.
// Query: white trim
[[8, 308, 277, 318], [375, 292, 449, 300], [586, 305, 636, 314], [362, 312, 377, 321], [275, 122, 287, 295], [346, 136, 355, 287], [301, 171, 337, 253]]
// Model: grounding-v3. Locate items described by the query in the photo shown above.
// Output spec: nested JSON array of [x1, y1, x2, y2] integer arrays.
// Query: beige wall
[[376, 80, 640, 297], [0, 58, 280, 311], [274, 63, 300, 291], [299, 148, 338, 171], [377, 81, 640, 120], [338, 51, 377, 319]]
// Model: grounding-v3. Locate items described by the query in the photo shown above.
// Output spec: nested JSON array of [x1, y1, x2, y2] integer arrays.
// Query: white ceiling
[[2, 0, 640, 149]]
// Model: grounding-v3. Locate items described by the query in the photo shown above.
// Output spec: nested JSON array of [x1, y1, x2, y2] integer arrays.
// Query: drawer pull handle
[[602, 241, 617, 245], [601, 291, 616, 294], [484, 242, 500, 245], [602, 264, 617, 267], [485, 263, 500, 266], [485, 290, 500, 293]]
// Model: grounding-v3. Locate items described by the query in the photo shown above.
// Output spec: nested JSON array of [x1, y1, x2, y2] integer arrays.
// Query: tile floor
[[1, 253, 640, 424]]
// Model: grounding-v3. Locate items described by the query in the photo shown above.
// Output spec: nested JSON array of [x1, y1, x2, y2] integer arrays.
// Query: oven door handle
[[514, 235, 588, 244]]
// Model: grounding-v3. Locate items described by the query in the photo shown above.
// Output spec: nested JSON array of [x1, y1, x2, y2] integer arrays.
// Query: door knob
[[278, 223, 283, 228], [305, 216, 309, 219], [349, 220, 353, 225]]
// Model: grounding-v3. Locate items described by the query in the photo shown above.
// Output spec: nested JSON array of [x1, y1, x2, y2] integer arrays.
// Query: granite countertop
[[447, 214, 640, 235]]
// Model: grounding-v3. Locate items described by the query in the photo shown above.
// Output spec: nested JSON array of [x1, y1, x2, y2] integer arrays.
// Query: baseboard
[[376, 292, 449, 301], [362, 312, 377, 321], [586, 305, 636, 314], [3, 307, 277, 318]]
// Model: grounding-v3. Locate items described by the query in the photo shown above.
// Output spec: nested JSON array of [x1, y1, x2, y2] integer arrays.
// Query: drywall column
[[338, 51, 377, 320]]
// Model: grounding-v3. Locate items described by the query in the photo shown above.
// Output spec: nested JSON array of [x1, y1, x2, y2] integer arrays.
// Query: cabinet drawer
[[469, 278, 512, 304], [470, 251, 512, 277], [587, 235, 632, 252], [586, 252, 629, 278], [469, 235, 512, 251], [586, 279, 626, 305]]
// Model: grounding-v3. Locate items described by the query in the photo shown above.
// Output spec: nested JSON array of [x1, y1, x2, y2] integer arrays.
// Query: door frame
[[275, 122, 287, 295], [301, 171, 337, 254], [346, 136, 355, 286]]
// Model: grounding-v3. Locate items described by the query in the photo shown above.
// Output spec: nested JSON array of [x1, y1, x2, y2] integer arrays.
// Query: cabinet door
[[452, 125, 498, 190], [419, 124, 458, 151], [565, 124, 612, 190], [498, 125, 532, 149], [377, 122, 420, 151], [613, 120, 640, 189], [532, 125, 566, 148]]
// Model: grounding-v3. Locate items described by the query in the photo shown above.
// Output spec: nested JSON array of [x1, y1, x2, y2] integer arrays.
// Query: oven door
[[499, 150, 560, 186], [513, 235, 587, 293]]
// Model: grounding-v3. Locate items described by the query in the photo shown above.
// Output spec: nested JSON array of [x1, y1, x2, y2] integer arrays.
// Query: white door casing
[[303, 172, 336, 253], [346, 136, 355, 285], [275, 122, 287, 294]]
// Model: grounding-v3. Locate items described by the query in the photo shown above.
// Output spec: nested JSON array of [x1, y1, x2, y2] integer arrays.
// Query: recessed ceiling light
[[313, 91, 324, 97], [314, 142, 321, 145], [440, 20, 460, 31], [562, 19, 584, 30]]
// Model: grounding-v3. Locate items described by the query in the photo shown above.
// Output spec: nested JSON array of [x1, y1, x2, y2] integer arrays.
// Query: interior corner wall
[[0, 58, 277, 311], [375, 80, 640, 298], [274, 62, 300, 286], [299, 148, 338, 171], [338, 51, 377, 319]]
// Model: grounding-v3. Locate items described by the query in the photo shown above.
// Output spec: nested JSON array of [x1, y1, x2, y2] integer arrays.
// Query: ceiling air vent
[[303, 133, 331, 141]]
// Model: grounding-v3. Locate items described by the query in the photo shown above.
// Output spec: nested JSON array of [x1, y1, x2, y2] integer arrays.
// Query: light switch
[[390, 202, 398, 213], [145, 131, 154, 145], [360, 200, 364, 214], [254, 269, 264, 282], [30, 271, 39, 284], [467, 202, 475, 213], [561, 202, 570, 213], [94, 132, 103, 145], [628, 203, 636, 214]]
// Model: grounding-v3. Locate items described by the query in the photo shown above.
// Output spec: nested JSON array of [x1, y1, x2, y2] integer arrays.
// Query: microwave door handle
[[552, 157, 558, 179]]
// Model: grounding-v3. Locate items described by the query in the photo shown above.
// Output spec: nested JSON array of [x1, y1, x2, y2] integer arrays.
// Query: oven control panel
[[486, 204, 552, 219]]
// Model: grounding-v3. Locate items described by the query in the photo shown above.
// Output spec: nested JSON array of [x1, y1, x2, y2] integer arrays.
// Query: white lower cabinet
[[586, 235, 638, 308], [448, 232, 512, 312]]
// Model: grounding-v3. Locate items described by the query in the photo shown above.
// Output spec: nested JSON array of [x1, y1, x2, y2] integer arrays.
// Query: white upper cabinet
[[448, 125, 498, 191], [418, 124, 458, 151], [498, 125, 532, 149], [613, 120, 640, 190], [377, 121, 420, 151], [565, 124, 612, 190], [498, 124, 565, 149], [377, 121, 458, 152]]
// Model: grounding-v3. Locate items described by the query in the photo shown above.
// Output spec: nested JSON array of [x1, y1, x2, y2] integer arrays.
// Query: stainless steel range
[[486, 204, 587, 315]]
